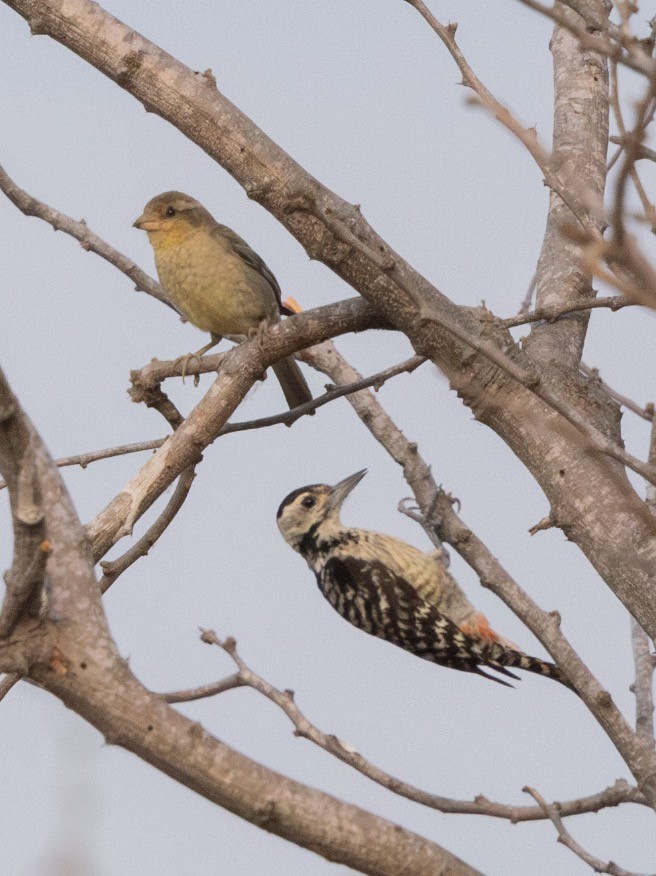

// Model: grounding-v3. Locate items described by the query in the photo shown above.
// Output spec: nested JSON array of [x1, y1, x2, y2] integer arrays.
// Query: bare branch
[[0, 163, 172, 310], [86, 298, 386, 562], [500, 296, 630, 328], [99, 464, 197, 592], [34, 623, 481, 876], [610, 136, 656, 164], [162, 672, 246, 703], [132, 352, 426, 430], [609, 61, 656, 233], [404, 0, 602, 233], [524, 786, 654, 876], [0, 373, 48, 636], [580, 364, 653, 422], [196, 630, 645, 822], [0, 437, 167, 492]]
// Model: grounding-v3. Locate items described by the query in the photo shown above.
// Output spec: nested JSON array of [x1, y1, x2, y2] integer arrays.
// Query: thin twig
[[611, 136, 656, 163], [404, 0, 602, 232], [0, 438, 167, 492], [194, 630, 644, 821], [611, 67, 656, 239], [0, 163, 173, 310], [517, 272, 537, 315], [162, 672, 246, 703], [99, 465, 197, 592], [580, 363, 653, 422], [3, 357, 426, 500], [511, 0, 655, 78], [500, 295, 630, 329], [132, 354, 428, 430], [524, 786, 654, 876]]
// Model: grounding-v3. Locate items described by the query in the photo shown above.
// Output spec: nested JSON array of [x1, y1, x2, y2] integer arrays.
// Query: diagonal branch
[[0, 163, 172, 310], [404, 0, 602, 234], [186, 630, 646, 823], [524, 786, 654, 876], [99, 464, 197, 592]]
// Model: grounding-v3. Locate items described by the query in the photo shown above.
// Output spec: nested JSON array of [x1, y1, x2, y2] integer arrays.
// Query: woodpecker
[[277, 470, 572, 690]]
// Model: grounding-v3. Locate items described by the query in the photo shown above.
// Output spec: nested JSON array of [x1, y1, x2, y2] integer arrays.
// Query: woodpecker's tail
[[272, 357, 313, 413], [476, 641, 574, 691]]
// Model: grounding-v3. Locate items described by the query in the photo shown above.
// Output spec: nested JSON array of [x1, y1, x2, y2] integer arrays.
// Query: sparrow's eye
[[165, 206, 176, 217], [301, 495, 316, 509]]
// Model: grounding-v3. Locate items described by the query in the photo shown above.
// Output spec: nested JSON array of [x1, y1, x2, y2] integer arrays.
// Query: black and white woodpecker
[[277, 470, 572, 690]]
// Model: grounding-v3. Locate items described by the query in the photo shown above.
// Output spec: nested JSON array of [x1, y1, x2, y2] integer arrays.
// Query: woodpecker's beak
[[327, 469, 367, 514], [133, 214, 162, 231]]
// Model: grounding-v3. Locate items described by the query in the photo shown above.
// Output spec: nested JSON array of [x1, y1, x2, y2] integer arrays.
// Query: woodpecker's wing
[[318, 555, 520, 686], [213, 223, 291, 314]]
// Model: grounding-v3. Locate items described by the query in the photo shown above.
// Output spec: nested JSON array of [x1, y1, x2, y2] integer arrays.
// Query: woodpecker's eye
[[301, 495, 316, 509], [165, 206, 176, 217]]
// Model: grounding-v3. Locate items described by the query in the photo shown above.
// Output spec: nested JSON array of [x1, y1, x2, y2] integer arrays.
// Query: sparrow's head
[[133, 191, 213, 244]]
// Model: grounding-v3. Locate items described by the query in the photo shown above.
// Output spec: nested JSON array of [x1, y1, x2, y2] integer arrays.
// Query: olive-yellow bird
[[133, 191, 312, 410]]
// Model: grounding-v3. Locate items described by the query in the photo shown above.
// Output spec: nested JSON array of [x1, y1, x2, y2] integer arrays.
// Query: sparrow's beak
[[133, 214, 162, 231], [326, 469, 367, 514]]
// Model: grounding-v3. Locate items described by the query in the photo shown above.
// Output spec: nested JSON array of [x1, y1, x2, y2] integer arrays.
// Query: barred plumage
[[277, 470, 572, 691]]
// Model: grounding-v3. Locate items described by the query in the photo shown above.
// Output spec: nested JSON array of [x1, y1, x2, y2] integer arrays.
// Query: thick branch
[[0, 372, 47, 635], [0, 373, 480, 876], [523, 8, 608, 371], [31, 627, 480, 876], [172, 631, 646, 823]]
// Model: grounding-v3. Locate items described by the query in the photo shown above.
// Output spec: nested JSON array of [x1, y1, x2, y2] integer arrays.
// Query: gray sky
[[2, 2, 656, 874]]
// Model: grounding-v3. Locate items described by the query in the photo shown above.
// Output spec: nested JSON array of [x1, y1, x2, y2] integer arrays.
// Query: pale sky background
[[2, 2, 656, 874]]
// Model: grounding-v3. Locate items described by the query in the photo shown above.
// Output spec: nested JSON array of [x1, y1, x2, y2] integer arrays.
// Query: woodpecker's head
[[277, 469, 367, 551]]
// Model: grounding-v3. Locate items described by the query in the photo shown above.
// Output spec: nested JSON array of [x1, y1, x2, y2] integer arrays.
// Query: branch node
[[201, 68, 217, 88], [528, 515, 555, 536], [0, 400, 18, 422], [200, 628, 220, 646], [595, 690, 613, 708], [48, 647, 69, 676]]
